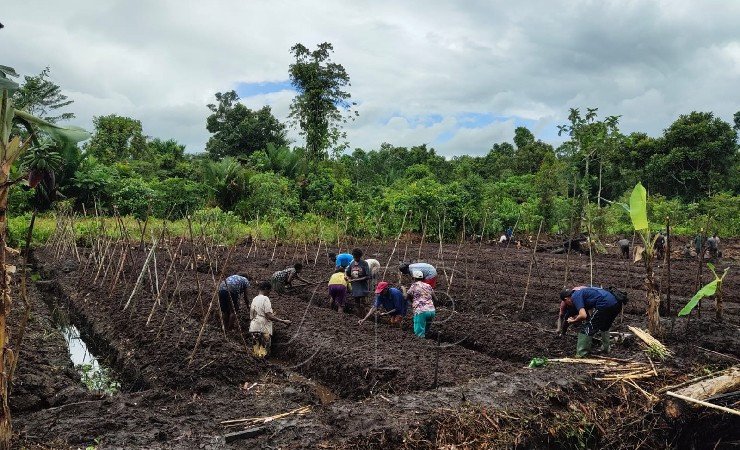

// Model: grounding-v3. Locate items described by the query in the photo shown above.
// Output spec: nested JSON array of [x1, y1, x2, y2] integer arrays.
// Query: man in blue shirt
[[559, 287, 621, 357], [358, 281, 408, 327], [328, 252, 354, 269]]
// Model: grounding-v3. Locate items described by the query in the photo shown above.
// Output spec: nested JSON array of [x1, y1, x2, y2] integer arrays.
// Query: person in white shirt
[[249, 281, 291, 358], [366, 258, 381, 278]]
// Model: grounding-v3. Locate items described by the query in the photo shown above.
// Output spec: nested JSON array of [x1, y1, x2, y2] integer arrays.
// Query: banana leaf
[[0, 65, 19, 94], [0, 66, 19, 77], [13, 109, 90, 144], [628, 182, 649, 231], [678, 280, 718, 316]]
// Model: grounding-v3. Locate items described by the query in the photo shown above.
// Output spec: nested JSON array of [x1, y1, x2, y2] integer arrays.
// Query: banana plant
[[620, 182, 662, 335], [678, 263, 729, 321], [0, 64, 89, 449]]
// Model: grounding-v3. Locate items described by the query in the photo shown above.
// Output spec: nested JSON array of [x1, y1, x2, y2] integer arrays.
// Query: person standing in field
[[407, 270, 436, 337], [706, 233, 720, 260], [694, 230, 705, 259], [217, 273, 250, 331], [249, 281, 291, 359], [558, 287, 622, 357], [617, 238, 630, 259], [270, 263, 311, 294], [399, 262, 438, 288], [328, 252, 353, 269], [358, 281, 408, 327], [328, 267, 351, 313], [654, 231, 666, 260], [345, 248, 371, 314]]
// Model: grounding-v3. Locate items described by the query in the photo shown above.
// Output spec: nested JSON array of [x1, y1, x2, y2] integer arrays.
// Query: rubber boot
[[576, 333, 593, 358], [600, 331, 611, 354]]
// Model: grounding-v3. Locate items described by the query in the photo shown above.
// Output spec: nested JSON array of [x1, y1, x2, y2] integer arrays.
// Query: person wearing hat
[[399, 262, 438, 288], [358, 281, 407, 327], [406, 270, 436, 338], [328, 251, 354, 269], [558, 286, 620, 357]]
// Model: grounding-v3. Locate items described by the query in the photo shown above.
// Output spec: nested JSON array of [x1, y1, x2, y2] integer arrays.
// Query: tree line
[[8, 43, 740, 241]]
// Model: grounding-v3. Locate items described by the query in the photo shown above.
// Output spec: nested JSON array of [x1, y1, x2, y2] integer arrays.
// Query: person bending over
[[249, 281, 291, 359], [271, 263, 311, 294], [559, 287, 621, 357], [217, 273, 250, 331], [358, 281, 407, 327]]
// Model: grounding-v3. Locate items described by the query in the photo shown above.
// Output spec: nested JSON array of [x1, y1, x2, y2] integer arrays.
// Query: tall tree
[[84, 114, 147, 163], [288, 42, 357, 164], [512, 127, 555, 175], [648, 112, 737, 201], [205, 90, 288, 160], [558, 108, 622, 228], [11, 67, 74, 124]]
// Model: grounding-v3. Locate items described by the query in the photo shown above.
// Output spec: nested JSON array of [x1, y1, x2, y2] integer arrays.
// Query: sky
[[3, 1, 740, 157]]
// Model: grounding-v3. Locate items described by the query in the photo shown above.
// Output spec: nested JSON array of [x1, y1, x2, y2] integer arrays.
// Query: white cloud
[[2, 0, 739, 156]]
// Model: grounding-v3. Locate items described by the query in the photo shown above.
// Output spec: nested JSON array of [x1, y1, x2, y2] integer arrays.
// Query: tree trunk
[[645, 261, 662, 336], [597, 159, 603, 208], [581, 155, 590, 231], [665, 368, 740, 419], [0, 183, 13, 449], [715, 281, 723, 322]]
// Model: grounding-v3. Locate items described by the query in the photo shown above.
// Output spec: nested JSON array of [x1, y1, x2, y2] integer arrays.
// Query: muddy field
[[9, 233, 740, 448]]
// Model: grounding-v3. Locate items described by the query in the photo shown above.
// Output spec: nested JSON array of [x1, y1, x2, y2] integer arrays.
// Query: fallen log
[[665, 367, 740, 419]]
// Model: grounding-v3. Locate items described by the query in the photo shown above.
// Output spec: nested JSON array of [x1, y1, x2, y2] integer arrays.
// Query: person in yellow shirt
[[328, 268, 351, 313]]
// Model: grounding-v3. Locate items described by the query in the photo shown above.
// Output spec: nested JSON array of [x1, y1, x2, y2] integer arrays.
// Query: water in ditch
[[59, 323, 121, 395], [42, 290, 124, 396]]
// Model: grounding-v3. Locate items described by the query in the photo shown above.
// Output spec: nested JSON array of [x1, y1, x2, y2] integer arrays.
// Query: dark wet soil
[[8, 235, 740, 448]]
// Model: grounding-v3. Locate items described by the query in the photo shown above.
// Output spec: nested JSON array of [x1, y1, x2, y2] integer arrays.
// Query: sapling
[[621, 183, 662, 335], [678, 263, 729, 321]]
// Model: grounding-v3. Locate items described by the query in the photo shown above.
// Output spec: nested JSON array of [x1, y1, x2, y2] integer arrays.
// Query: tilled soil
[[9, 236, 740, 448]]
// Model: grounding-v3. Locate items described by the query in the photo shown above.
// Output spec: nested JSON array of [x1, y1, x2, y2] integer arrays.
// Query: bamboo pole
[[665, 217, 672, 316], [695, 217, 710, 317], [521, 219, 544, 311], [382, 210, 408, 280], [123, 238, 158, 311], [563, 174, 578, 287], [446, 214, 466, 295], [188, 244, 237, 364], [418, 211, 428, 260]]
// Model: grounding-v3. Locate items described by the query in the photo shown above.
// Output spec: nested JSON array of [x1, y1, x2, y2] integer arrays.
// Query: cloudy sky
[[3, 1, 740, 157]]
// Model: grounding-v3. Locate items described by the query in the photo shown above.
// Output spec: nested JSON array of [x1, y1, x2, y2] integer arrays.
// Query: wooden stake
[[123, 238, 158, 310], [382, 210, 408, 280], [521, 219, 544, 311]]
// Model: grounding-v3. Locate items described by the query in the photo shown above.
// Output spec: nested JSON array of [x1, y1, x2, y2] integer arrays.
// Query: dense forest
[[6, 44, 740, 244]]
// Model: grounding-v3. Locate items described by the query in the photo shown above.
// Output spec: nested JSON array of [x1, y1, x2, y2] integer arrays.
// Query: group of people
[[694, 231, 722, 260], [215, 248, 441, 359], [327, 249, 438, 338], [617, 231, 666, 260]]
